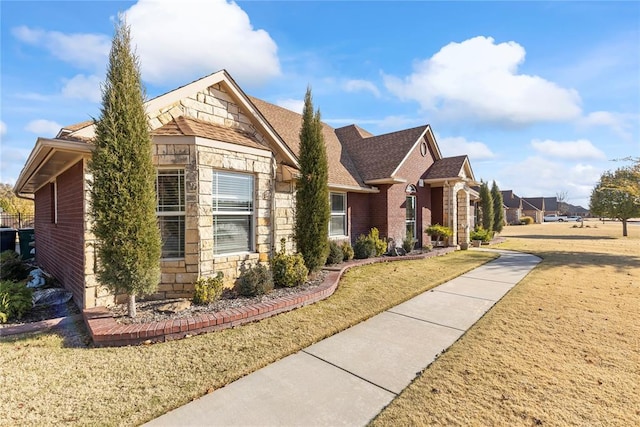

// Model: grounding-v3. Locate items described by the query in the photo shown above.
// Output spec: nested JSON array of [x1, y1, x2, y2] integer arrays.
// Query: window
[[50, 181, 58, 224], [406, 185, 417, 239], [213, 171, 254, 255], [156, 169, 185, 258], [330, 192, 347, 236]]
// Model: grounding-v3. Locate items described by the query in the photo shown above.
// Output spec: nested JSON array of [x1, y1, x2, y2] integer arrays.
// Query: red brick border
[[83, 247, 456, 347]]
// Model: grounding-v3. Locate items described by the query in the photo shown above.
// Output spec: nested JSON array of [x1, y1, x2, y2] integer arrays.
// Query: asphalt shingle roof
[[152, 116, 265, 150], [424, 155, 468, 180]]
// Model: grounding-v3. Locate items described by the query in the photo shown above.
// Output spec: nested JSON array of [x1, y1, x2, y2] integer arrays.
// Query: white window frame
[[405, 185, 417, 240], [212, 170, 255, 256], [156, 169, 185, 259], [51, 180, 58, 224], [329, 192, 347, 237]]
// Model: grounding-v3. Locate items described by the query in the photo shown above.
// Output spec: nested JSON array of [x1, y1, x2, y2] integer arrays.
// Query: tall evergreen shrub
[[479, 181, 494, 232], [89, 18, 161, 317], [294, 88, 330, 272], [491, 180, 504, 233]]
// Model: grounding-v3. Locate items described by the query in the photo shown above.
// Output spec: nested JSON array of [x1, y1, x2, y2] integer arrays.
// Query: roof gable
[[423, 155, 475, 182]]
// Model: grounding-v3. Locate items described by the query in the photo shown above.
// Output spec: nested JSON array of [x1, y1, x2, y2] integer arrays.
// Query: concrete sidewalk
[[146, 249, 540, 427]]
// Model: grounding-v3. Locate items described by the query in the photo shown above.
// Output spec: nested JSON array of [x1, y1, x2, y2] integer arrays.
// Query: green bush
[[271, 239, 308, 288], [353, 234, 377, 259], [193, 272, 224, 305], [520, 216, 534, 225], [368, 227, 387, 256], [0, 251, 29, 282], [341, 241, 354, 261], [425, 224, 453, 242], [470, 227, 493, 243], [0, 280, 33, 323], [326, 241, 344, 265], [237, 263, 273, 296], [402, 232, 417, 253]]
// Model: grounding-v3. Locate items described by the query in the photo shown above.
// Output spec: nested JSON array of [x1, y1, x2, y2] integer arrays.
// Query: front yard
[[373, 220, 639, 426], [1, 250, 495, 426]]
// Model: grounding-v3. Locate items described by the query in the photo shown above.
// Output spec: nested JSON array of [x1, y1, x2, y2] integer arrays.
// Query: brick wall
[[34, 161, 86, 307], [431, 187, 444, 225], [347, 192, 370, 242]]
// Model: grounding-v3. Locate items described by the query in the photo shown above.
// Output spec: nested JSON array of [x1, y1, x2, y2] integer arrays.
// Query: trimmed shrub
[[520, 216, 534, 225], [326, 241, 344, 265], [368, 227, 387, 257], [425, 224, 453, 245], [402, 232, 417, 253], [237, 263, 273, 297], [470, 227, 493, 243], [0, 280, 33, 323], [0, 251, 29, 282], [341, 241, 354, 261], [353, 234, 376, 259], [193, 272, 224, 305], [271, 239, 308, 288]]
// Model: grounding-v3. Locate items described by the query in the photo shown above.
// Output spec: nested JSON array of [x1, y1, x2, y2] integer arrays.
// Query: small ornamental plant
[[271, 239, 308, 288], [425, 224, 453, 246], [193, 272, 224, 305], [341, 241, 354, 261], [237, 263, 274, 297], [326, 240, 344, 265]]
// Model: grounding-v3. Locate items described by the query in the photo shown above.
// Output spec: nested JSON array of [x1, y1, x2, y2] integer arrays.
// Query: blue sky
[[1, 0, 638, 208]]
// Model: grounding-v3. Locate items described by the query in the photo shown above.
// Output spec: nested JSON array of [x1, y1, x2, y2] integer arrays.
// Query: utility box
[[18, 228, 35, 260], [0, 228, 17, 253]]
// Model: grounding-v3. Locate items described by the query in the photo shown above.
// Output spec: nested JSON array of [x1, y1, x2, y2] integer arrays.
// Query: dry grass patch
[[373, 220, 639, 426], [0, 250, 495, 426]]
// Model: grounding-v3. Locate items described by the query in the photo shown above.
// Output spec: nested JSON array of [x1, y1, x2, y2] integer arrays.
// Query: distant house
[[14, 70, 479, 309], [500, 190, 523, 224], [521, 197, 545, 223]]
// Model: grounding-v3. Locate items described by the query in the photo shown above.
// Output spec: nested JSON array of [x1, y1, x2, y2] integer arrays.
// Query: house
[[500, 190, 523, 225], [14, 70, 478, 309], [521, 197, 545, 223]]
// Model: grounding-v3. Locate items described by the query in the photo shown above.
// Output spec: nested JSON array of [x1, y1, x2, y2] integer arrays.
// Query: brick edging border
[[83, 247, 457, 347]]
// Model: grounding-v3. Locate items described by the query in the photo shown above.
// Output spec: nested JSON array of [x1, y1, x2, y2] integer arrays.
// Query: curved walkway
[[146, 249, 541, 426]]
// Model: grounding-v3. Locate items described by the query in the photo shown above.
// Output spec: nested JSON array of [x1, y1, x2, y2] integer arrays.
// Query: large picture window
[[213, 171, 254, 255], [156, 169, 185, 258], [330, 192, 347, 236]]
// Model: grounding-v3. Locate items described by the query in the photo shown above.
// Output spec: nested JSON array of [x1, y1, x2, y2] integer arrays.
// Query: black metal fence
[[0, 213, 35, 229]]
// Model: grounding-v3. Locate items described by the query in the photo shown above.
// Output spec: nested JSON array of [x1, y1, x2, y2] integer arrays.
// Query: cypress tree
[[491, 180, 504, 233], [89, 17, 161, 317], [294, 87, 330, 272], [479, 181, 494, 232]]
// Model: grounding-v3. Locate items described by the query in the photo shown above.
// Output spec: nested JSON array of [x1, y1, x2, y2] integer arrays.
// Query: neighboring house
[[501, 190, 523, 225], [521, 197, 544, 223], [543, 197, 559, 216], [14, 70, 478, 309]]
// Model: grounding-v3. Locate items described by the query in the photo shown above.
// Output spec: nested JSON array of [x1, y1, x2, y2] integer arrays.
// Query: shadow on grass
[[508, 234, 617, 241], [533, 250, 639, 274]]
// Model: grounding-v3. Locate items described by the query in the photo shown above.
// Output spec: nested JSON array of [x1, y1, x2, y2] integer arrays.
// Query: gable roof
[[521, 198, 543, 211], [153, 116, 265, 150], [501, 190, 522, 209], [522, 197, 544, 210], [338, 125, 429, 183], [544, 197, 558, 211], [423, 155, 473, 181], [248, 96, 367, 189]]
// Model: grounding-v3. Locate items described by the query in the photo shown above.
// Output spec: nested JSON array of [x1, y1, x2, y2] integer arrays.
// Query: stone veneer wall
[[80, 82, 297, 304]]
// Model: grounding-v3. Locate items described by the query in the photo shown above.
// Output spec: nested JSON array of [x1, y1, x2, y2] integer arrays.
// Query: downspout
[[270, 155, 277, 259]]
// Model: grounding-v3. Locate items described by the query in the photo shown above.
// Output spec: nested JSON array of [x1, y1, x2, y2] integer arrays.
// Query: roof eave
[[364, 177, 408, 185], [14, 138, 94, 196]]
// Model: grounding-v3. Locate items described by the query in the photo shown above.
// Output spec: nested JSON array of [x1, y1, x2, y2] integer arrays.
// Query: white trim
[[328, 184, 379, 193], [363, 177, 407, 185], [329, 192, 347, 237]]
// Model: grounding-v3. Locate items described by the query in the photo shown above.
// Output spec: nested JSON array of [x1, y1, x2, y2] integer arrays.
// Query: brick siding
[[34, 161, 86, 307]]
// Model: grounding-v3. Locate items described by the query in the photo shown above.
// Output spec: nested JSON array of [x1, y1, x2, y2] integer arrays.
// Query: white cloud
[[276, 98, 304, 114], [0, 146, 32, 184], [12, 25, 110, 70], [343, 79, 381, 97], [383, 36, 582, 126], [25, 119, 62, 136], [0, 121, 6, 137], [531, 138, 606, 160], [438, 136, 495, 160], [501, 156, 602, 207], [62, 74, 102, 103], [125, 0, 280, 86], [578, 111, 634, 141], [323, 115, 422, 132]]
